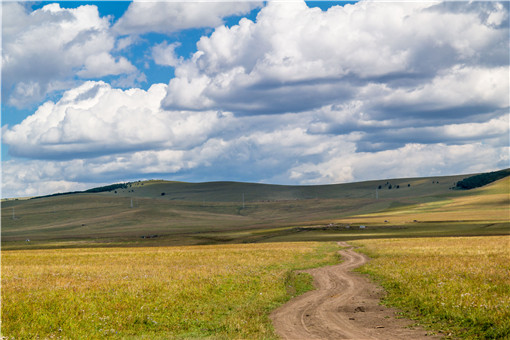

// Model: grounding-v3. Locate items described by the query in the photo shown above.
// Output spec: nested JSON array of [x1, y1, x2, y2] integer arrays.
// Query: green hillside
[[2, 171, 508, 249], [86, 172, 469, 201]]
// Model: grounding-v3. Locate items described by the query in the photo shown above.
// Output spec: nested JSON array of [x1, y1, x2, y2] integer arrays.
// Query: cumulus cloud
[[2, 81, 232, 160], [1, 2, 137, 108], [113, 1, 262, 35], [161, 1, 509, 119], [2, 1, 509, 198], [152, 42, 183, 67]]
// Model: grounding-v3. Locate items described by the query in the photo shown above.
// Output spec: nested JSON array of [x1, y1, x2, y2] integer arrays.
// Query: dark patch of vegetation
[[85, 183, 128, 193], [30, 191, 83, 200], [30, 183, 129, 200], [455, 168, 510, 190]]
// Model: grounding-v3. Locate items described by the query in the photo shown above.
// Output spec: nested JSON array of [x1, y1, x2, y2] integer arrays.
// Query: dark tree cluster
[[32, 182, 132, 199], [455, 168, 510, 190], [86, 183, 128, 193], [379, 182, 404, 190]]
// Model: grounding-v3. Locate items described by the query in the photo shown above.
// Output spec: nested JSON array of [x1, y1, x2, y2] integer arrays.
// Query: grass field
[[2, 175, 508, 249], [1, 172, 508, 338], [352, 236, 510, 339], [1, 242, 339, 339]]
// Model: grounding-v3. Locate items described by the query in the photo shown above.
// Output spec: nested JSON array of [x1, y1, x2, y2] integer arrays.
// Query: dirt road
[[271, 242, 440, 339]]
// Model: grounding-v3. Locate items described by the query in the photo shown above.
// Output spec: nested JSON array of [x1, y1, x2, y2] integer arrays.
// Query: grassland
[[1, 172, 508, 338], [2, 174, 508, 249], [352, 236, 510, 339], [1, 242, 339, 339]]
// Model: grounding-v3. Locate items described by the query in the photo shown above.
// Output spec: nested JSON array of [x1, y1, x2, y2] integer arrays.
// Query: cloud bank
[[2, 1, 509, 197]]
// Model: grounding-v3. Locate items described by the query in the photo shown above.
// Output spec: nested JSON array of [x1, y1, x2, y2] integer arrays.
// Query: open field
[[352, 236, 510, 339], [2, 174, 508, 249], [1, 172, 509, 338], [1, 242, 339, 339]]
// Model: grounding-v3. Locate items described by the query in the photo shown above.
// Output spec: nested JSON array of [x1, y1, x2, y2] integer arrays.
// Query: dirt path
[[271, 242, 441, 340]]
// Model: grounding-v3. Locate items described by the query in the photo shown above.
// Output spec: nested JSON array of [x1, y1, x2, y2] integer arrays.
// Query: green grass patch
[[1, 242, 339, 339]]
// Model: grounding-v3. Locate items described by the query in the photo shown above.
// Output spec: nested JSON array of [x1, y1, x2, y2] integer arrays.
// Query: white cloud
[[78, 53, 136, 78], [2, 1, 509, 198], [288, 143, 509, 185], [1, 159, 94, 198], [113, 1, 262, 35], [152, 42, 183, 67], [3, 124, 508, 197], [372, 66, 510, 117], [2, 81, 232, 160], [161, 1, 508, 118], [1, 2, 137, 108]]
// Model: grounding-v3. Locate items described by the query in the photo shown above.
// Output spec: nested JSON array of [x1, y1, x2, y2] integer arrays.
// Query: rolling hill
[[2, 170, 509, 249]]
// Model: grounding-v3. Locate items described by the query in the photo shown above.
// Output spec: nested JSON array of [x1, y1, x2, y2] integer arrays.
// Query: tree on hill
[[455, 168, 510, 190], [86, 183, 128, 193]]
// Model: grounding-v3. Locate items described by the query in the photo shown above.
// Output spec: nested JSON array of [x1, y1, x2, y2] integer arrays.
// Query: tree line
[[455, 168, 510, 190]]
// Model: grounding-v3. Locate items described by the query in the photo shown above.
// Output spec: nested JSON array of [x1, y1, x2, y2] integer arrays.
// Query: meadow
[[1, 242, 339, 339], [2, 173, 508, 338], [2, 174, 508, 249], [352, 236, 510, 339]]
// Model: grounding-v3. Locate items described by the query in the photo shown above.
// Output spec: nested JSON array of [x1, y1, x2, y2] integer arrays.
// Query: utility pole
[[130, 198, 133, 208], [242, 193, 245, 209]]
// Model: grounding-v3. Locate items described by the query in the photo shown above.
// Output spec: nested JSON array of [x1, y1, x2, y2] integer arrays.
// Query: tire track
[[271, 242, 441, 340]]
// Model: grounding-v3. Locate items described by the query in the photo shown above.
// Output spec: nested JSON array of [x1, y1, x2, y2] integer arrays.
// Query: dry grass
[[1, 242, 339, 339], [352, 236, 510, 339]]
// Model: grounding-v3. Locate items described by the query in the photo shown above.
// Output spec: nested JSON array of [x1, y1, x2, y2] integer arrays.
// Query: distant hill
[[26, 169, 508, 203], [3, 169, 508, 248], [69, 173, 475, 202]]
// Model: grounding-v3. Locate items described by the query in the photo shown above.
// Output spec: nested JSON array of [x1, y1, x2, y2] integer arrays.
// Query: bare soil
[[271, 242, 442, 339]]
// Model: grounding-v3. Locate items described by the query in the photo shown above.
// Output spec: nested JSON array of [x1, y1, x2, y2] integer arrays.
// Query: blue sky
[[1, 1, 509, 198]]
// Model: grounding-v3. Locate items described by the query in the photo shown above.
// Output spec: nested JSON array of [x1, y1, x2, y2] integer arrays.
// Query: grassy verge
[[1, 242, 338, 339], [351, 236, 510, 339]]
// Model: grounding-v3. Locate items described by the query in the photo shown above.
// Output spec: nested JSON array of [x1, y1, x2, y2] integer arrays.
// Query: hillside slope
[[94, 173, 471, 202], [2, 171, 508, 248]]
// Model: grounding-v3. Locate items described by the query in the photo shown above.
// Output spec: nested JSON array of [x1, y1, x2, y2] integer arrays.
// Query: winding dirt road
[[271, 242, 440, 340]]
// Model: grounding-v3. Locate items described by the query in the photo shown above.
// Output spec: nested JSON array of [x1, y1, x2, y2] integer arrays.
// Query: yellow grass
[[352, 236, 510, 339], [1, 242, 338, 339], [337, 177, 510, 225]]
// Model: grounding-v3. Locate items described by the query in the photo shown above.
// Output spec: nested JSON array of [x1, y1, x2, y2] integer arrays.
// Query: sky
[[1, 1, 509, 198]]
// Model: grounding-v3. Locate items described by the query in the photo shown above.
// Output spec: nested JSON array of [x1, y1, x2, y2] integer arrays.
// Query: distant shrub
[[456, 168, 510, 190], [161, 192, 165, 196]]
